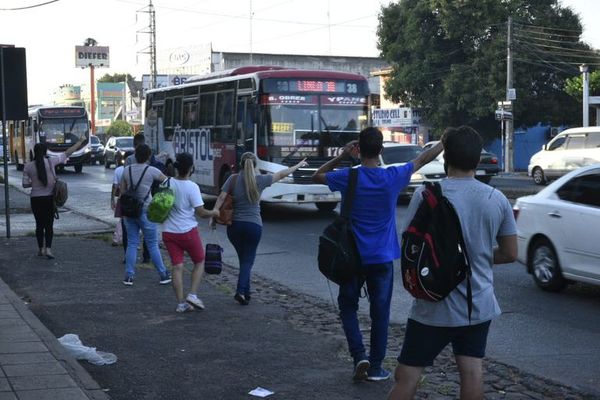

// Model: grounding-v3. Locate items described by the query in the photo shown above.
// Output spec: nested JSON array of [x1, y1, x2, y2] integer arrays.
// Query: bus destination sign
[[39, 108, 87, 118], [263, 78, 366, 95]]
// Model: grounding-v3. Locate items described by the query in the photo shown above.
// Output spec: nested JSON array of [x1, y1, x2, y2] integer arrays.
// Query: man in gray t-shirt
[[388, 126, 517, 400]]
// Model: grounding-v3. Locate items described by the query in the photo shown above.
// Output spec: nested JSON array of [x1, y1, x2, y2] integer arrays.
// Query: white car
[[379, 143, 446, 197], [514, 164, 600, 291]]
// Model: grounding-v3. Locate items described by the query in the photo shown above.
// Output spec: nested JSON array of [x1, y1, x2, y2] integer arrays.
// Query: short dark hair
[[133, 133, 146, 148], [359, 127, 383, 158], [174, 152, 194, 176], [442, 126, 483, 171], [135, 144, 151, 163]]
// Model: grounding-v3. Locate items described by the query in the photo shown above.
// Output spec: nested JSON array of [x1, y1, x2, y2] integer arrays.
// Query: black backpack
[[120, 165, 151, 218], [400, 182, 472, 320], [317, 168, 360, 285]]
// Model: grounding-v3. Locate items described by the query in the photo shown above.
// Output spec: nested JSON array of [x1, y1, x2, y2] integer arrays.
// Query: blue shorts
[[398, 318, 491, 367]]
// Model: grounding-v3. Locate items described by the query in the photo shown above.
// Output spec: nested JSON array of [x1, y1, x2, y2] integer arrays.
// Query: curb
[[0, 277, 110, 400]]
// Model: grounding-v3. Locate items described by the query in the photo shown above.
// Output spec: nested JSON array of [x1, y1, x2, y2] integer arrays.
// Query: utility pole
[[505, 16, 514, 173], [580, 64, 589, 127], [137, 0, 157, 89]]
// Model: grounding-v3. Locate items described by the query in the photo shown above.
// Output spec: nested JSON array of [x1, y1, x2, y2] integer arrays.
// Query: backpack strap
[[340, 168, 358, 220], [434, 182, 473, 323], [129, 165, 152, 202]]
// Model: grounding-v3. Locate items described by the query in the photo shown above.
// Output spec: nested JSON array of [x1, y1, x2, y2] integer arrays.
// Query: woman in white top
[[162, 152, 220, 313]]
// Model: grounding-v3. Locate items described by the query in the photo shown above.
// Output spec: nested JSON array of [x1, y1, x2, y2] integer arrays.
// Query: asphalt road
[[5, 165, 600, 395]]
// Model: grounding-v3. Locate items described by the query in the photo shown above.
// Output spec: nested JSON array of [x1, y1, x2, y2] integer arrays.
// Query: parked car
[[423, 140, 500, 184], [88, 135, 105, 165], [104, 136, 134, 169], [528, 127, 600, 185], [379, 143, 446, 198], [513, 164, 600, 292]]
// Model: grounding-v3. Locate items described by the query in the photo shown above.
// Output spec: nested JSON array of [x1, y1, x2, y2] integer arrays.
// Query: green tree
[[565, 70, 600, 98], [107, 120, 133, 137], [377, 0, 591, 141], [98, 73, 135, 83]]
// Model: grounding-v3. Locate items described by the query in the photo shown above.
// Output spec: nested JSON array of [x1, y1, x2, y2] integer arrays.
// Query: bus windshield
[[40, 117, 88, 145], [262, 94, 367, 162]]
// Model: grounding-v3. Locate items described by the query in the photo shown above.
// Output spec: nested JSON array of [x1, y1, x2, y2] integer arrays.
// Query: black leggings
[[31, 195, 55, 248]]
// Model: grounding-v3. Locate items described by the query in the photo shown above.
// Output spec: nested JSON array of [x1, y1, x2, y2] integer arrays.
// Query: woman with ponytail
[[22, 137, 86, 258], [211, 152, 307, 305]]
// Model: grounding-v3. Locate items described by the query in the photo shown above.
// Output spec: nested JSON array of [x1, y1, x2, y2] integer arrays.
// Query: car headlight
[[84, 147, 91, 153], [119, 150, 126, 156], [411, 173, 424, 181], [99, 146, 104, 152]]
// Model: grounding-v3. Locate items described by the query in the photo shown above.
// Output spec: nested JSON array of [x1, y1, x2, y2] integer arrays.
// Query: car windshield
[[115, 137, 133, 148], [382, 146, 422, 164]]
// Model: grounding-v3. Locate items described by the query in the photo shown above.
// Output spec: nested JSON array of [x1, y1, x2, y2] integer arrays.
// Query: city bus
[[144, 66, 370, 211], [10, 106, 90, 173]]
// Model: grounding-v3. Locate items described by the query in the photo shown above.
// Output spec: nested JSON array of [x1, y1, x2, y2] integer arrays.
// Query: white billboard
[[372, 107, 415, 127], [75, 46, 109, 68], [141, 74, 194, 94]]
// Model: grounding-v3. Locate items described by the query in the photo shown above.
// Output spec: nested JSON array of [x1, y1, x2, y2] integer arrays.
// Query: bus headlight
[[411, 173, 424, 181]]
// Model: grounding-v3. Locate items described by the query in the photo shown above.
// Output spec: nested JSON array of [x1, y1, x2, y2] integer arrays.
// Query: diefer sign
[[75, 46, 109, 68]]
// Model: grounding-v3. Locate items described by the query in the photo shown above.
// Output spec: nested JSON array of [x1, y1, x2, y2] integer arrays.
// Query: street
[[2, 165, 600, 397]]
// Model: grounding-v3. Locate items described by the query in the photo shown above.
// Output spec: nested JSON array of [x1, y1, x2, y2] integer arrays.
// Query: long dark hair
[[33, 143, 48, 186]]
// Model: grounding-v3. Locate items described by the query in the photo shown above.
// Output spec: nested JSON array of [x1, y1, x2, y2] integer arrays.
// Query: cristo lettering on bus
[[173, 127, 215, 161]]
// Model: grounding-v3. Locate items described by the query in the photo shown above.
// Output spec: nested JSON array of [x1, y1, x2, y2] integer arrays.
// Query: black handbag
[[204, 243, 224, 274], [317, 168, 360, 285]]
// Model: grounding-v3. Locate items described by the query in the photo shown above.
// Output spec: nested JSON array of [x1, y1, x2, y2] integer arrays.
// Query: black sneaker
[[352, 359, 370, 381], [234, 293, 249, 305], [122, 277, 134, 286], [159, 274, 172, 285]]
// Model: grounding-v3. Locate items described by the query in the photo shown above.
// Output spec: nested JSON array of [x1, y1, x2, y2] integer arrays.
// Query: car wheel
[[315, 202, 337, 212], [529, 238, 566, 292], [74, 164, 83, 173], [532, 167, 546, 185]]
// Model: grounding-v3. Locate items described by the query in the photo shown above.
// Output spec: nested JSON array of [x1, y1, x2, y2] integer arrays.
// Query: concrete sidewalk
[[0, 276, 109, 400]]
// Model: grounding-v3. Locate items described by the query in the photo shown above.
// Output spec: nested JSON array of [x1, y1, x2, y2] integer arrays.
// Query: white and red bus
[[10, 106, 91, 173], [144, 66, 370, 211]]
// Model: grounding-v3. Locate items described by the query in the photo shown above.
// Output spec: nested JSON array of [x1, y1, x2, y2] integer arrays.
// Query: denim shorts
[[398, 318, 491, 367]]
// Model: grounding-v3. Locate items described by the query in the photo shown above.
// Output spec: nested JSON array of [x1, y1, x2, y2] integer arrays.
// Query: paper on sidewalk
[[248, 387, 274, 397]]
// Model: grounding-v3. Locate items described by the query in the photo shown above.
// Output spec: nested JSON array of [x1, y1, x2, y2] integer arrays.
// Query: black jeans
[[30, 195, 55, 248]]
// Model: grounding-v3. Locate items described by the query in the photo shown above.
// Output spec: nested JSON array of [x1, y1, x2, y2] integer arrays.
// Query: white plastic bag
[[58, 334, 117, 365]]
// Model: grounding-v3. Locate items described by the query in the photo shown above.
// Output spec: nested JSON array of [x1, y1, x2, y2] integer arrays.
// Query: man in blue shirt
[[313, 127, 443, 382]]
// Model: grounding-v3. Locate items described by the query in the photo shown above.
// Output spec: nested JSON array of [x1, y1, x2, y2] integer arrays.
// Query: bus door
[[236, 96, 257, 156]]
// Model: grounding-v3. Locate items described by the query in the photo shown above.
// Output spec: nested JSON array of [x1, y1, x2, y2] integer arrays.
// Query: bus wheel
[[316, 202, 337, 212], [15, 152, 24, 171], [74, 164, 83, 173]]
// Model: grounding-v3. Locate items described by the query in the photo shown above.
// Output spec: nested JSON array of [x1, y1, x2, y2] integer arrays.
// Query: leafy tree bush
[[377, 0, 590, 140], [107, 120, 133, 137]]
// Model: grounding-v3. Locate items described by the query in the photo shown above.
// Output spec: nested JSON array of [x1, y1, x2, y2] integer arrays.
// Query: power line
[[0, 0, 59, 11], [513, 21, 584, 34]]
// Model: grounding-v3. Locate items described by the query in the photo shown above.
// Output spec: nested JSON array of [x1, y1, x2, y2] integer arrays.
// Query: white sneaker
[[186, 294, 205, 310], [175, 303, 193, 313]]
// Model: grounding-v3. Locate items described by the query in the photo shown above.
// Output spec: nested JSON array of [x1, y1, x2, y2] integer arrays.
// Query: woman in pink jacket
[[22, 138, 85, 258]]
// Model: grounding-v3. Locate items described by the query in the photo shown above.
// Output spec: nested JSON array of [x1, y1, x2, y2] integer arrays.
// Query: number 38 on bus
[[144, 66, 370, 212]]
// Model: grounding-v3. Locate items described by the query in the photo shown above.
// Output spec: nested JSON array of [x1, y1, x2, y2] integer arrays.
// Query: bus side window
[[164, 98, 174, 141], [199, 93, 215, 126]]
